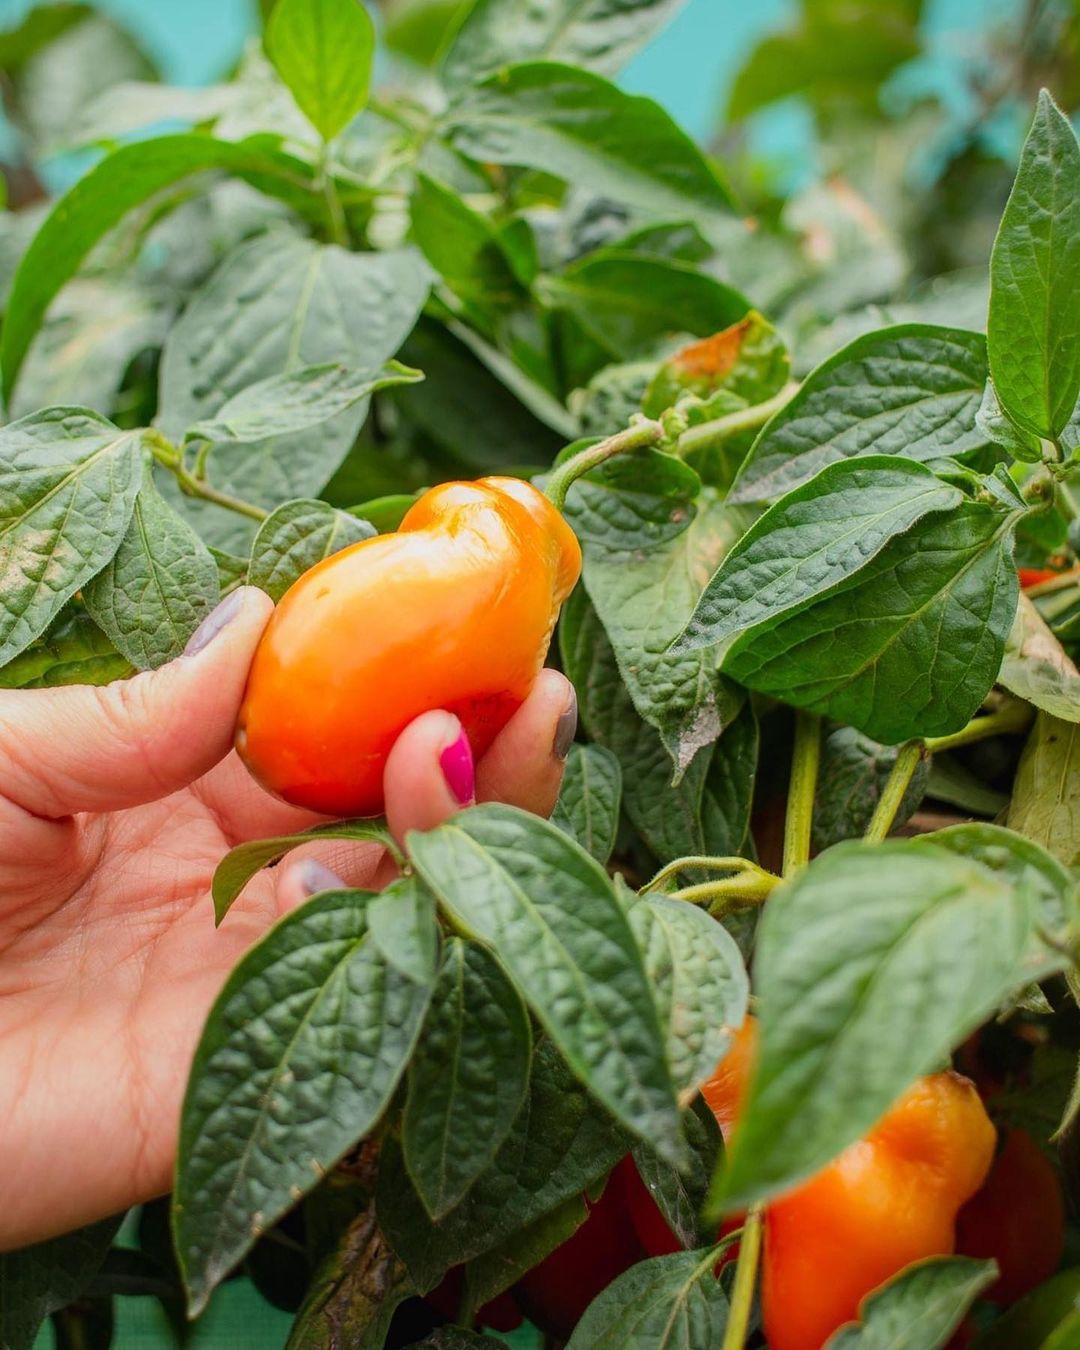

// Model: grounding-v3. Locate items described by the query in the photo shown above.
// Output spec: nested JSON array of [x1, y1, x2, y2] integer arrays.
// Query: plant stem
[[544, 418, 664, 510], [923, 700, 1033, 754], [721, 1205, 764, 1350], [642, 855, 762, 893], [668, 870, 780, 914], [317, 140, 348, 247], [782, 711, 822, 877], [864, 741, 925, 844], [676, 381, 799, 459], [148, 435, 269, 522]]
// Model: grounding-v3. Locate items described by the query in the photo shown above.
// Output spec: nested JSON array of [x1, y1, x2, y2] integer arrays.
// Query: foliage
[[1, 1, 1079, 1347]]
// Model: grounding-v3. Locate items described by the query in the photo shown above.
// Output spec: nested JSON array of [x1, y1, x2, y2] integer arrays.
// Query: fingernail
[[184, 589, 245, 656], [439, 723, 475, 806], [553, 687, 578, 760], [296, 859, 347, 898]]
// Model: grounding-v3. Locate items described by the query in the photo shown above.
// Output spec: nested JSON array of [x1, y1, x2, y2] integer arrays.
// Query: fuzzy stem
[[864, 741, 925, 844], [721, 1206, 764, 1350], [675, 381, 799, 459], [641, 855, 762, 893], [782, 711, 822, 877], [923, 701, 1033, 754], [148, 434, 269, 522], [544, 418, 664, 511]]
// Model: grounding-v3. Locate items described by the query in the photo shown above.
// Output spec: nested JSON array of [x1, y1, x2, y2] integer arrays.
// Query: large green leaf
[[988, 91, 1080, 442], [403, 938, 532, 1219], [174, 887, 433, 1314], [551, 743, 623, 865], [377, 1039, 628, 1292], [0, 134, 332, 401], [445, 64, 732, 223], [185, 363, 423, 446], [0, 408, 143, 667], [157, 234, 430, 547], [729, 325, 991, 503], [247, 498, 375, 603], [442, 0, 686, 85], [720, 841, 1053, 1210], [1008, 712, 1080, 867], [723, 502, 1022, 745], [561, 589, 756, 863], [541, 251, 748, 362], [676, 457, 962, 652], [409, 173, 523, 312], [0, 1217, 121, 1350], [407, 805, 681, 1161], [824, 1257, 997, 1350], [565, 1248, 729, 1348], [566, 451, 750, 771], [0, 602, 130, 690], [83, 466, 219, 670], [629, 895, 749, 1097], [264, 0, 375, 142]]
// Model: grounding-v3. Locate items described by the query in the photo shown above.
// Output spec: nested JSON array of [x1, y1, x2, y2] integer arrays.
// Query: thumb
[[0, 587, 274, 819]]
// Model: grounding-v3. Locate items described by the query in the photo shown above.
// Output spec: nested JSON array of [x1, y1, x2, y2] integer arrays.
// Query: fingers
[[0, 588, 273, 819], [384, 710, 476, 843], [476, 669, 576, 817]]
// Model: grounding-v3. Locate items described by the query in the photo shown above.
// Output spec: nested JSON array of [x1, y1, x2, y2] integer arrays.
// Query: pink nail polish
[[439, 726, 475, 805]]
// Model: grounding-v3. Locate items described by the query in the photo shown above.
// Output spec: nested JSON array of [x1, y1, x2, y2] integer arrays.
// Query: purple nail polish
[[184, 589, 245, 656], [296, 859, 347, 898], [553, 687, 578, 760], [439, 726, 475, 805]]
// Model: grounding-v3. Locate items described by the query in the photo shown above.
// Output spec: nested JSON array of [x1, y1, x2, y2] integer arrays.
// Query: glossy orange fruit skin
[[955, 1126, 1065, 1306], [236, 477, 581, 817], [762, 1070, 996, 1350]]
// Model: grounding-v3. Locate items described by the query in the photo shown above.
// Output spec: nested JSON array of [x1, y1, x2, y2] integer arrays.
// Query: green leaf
[[442, 0, 685, 85], [629, 896, 749, 1098], [720, 840, 1050, 1210], [911, 821, 1079, 941], [988, 91, 1080, 442], [975, 1268, 1080, 1350], [0, 407, 143, 666], [728, 3, 920, 121], [403, 938, 532, 1219], [0, 134, 335, 402], [812, 727, 929, 851], [407, 804, 681, 1161], [0, 1217, 121, 1350], [377, 1038, 628, 1292], [1008, 712, 1080, 867], [247, 498, 375, 603], [631, 1096, 724, 1251], [976, 380, 1042, 463], [174, 889, 432, 1315], [675, 458, 963, 652], [264, 0, 375, 141], [551, 743, 623, 865], [368, 878, 440, 986], [561, 589, 756, 863], [83, 467, 219, 670], [729, 325, 991, 504], [158, 235, 430, 547], [211, 820, 397, 923], [567, 453, 751, 772], [541, 251, 748, 363], [463, 1192, 587, 1309], [410, 174, 523, 312], [824, 1256, 997, 1350], [723, 502, 1021, 744], [186, 363, 423, 447], [565, 1248, 729, 1348], [0, 601, 130, 689], [998, 597, 1080, 723], [445, 64, 733, 224]]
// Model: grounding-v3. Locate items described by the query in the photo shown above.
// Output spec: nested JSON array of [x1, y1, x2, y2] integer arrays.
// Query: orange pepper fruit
[[955, 1126, 1065, 1306], [1018, 567, 1060, 589], [236, 477, 581, 816]]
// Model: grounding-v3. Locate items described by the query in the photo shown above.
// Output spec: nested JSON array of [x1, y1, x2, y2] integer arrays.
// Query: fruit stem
[[675, 381, 799, 459], [782, 710, 821, 877], [721, 1205, 764, 1350], [864, 741, 925, 844], [641, 855, 764, 893], [667, 870, 779, 915], [544, 417, 664, 511], [923, 699, 1033, 754]]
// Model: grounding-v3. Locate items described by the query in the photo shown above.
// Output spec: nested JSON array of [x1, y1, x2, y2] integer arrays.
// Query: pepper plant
[[1, 1, 1080, 1348]]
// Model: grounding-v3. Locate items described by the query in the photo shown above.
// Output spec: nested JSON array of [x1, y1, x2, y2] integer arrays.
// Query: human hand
[[0, 587, 576, 1250]]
